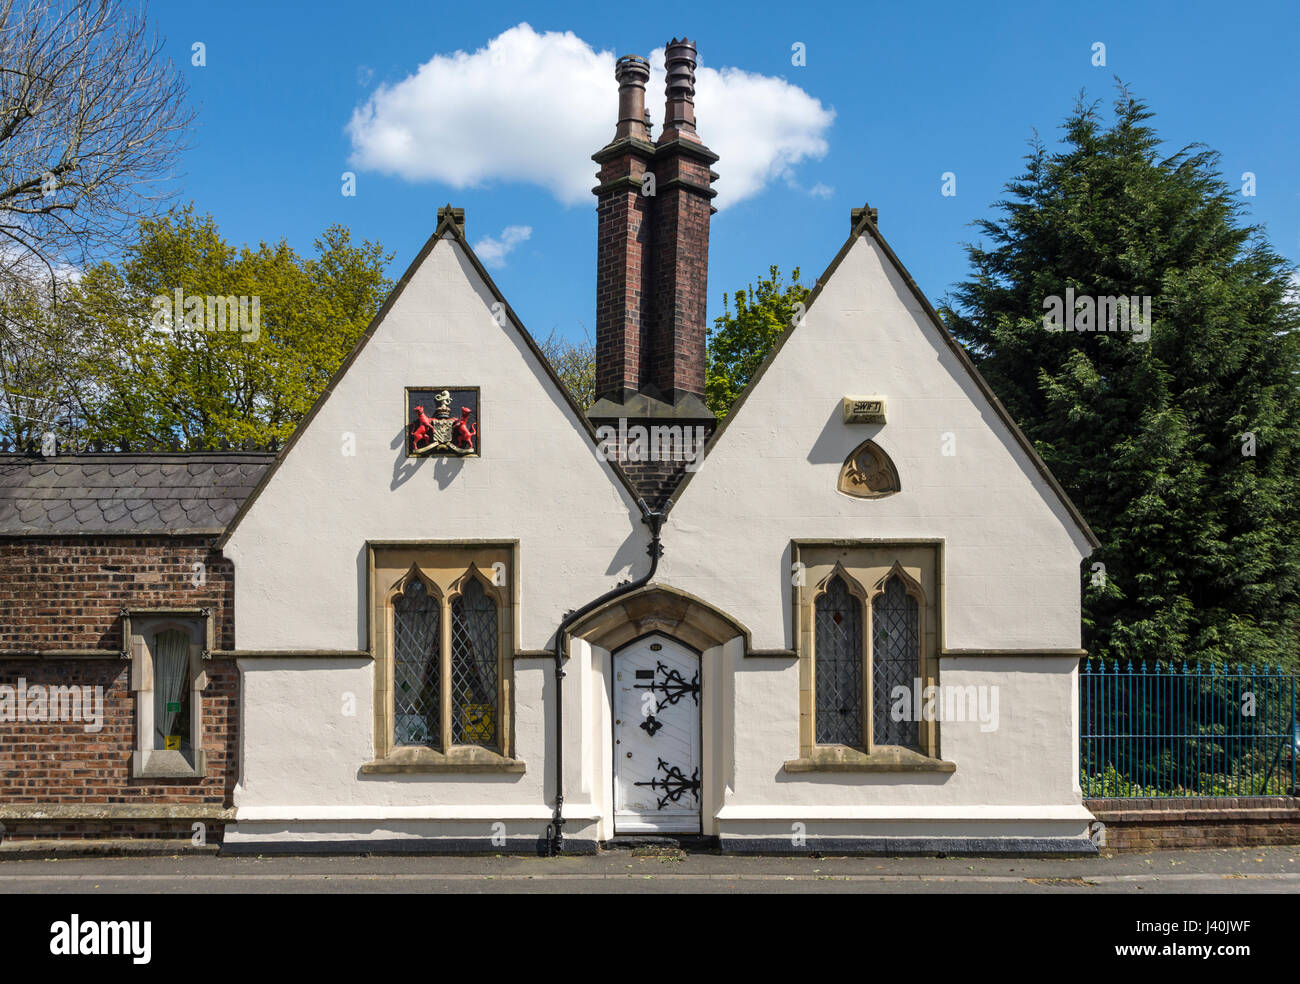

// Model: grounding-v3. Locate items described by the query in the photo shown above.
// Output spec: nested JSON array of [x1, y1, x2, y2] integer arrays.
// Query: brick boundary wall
[[0, 819, 227, 844], [0, 536, 239, 842], [1086, 797, 1300, 851]]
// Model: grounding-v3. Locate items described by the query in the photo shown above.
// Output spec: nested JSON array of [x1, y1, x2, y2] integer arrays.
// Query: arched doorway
[[567, 584, 752, 838], [612, 633, 701, 833]]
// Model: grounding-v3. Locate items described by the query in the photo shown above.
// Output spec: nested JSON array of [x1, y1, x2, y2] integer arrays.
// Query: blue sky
[[153, 0, 1299, 345]]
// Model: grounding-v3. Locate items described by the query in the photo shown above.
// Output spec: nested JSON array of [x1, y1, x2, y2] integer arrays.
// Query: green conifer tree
[[944, 87, 1300, 669]]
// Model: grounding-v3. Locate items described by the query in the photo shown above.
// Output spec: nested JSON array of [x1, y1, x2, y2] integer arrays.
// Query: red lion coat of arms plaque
[[407, 387, 479, 457]]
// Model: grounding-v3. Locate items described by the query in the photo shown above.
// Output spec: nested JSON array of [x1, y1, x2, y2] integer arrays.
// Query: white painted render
[[234, 656, 552, 810], [223, 235, 643, 653], [722, 654, 1085, 809], [658, 230, 1092, 652], [222, 225, 1095, 849]]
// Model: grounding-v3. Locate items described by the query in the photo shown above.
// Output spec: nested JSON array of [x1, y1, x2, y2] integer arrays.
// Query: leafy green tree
[[706, 266, 810, 416], [65, 205, 391, 448], [943, 86, 1300, 670], [538, 328, 596, 409], [532, 269, 810, 417]]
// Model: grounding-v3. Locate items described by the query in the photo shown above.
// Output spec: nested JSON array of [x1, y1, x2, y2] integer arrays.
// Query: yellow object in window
[[461, 704, 494, 742], [164, 735, 181, 750]]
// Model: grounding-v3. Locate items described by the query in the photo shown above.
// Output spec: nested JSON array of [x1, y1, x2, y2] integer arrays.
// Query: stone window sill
[[132, 749, 206, 780], [361, 745, 526, 775], [783, 745, 955, 774]]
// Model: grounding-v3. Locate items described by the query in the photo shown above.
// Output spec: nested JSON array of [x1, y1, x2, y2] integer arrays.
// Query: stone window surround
[[363, 541, 523, 775], [785, 540, 954, 775], [122, 606, 212, 780]]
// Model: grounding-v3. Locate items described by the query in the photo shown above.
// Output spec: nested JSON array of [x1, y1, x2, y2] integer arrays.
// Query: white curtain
[[153, 630, 190, 751]]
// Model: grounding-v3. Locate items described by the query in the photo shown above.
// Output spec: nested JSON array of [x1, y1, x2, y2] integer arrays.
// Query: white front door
[[613, 634, 701, 834]]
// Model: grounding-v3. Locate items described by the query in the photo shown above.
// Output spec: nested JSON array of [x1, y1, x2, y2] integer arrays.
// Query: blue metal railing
[[1080, 659, 1297, 798]]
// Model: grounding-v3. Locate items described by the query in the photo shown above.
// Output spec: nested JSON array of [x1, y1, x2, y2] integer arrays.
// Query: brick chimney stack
[[589, 40, 719, 506], [649, 39, 717, 405], [592, 55, 655, 405]]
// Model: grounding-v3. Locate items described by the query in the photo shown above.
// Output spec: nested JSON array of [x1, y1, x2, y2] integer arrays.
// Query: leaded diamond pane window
[[451, 578, 498, 747], [815, 575, 863, 747], [872, 575, 920, 749], [393, 578, 440, 748]]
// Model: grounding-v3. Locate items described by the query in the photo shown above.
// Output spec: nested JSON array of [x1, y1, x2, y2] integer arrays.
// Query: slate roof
[[0, 453, 276, 535]]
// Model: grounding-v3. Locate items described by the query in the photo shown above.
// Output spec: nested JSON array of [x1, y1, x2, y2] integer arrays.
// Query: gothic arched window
[[872, 575, 921, 749], [814, 575, 864, 748], [393, 577, 440, 748], [451, 577, 499, 747], [373, 547, 516, 766]]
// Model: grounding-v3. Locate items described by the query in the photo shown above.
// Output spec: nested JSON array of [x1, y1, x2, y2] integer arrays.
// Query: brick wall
[[0, 819, 226, 844], [1087, 797, 1300, 851], [0, 656, 237, 807], [649, 146, 713, 402], [594, 146, 653, 403], [616, 420, 717, 510], [0, 536, 239, 838], [593, 139, 716, 405], [0, 535, 235, 650]]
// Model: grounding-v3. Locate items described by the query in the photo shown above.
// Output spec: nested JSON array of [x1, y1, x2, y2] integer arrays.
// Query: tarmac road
[[0, 845, 1297, 894]]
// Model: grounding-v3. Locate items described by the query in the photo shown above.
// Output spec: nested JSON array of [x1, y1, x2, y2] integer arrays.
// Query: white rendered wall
[[657, 231, 1093, 653], [224, 235, 643, 826], [234, 657, 549, 811], [223, 236, 643, 654], [719, 654, 1086, 812], [221, 226, 1094, 841]]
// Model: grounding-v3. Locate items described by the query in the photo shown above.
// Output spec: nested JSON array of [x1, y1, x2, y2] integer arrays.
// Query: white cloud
[[645, 48, 834, 208], [345, 23, 834, 211], [473, 225, 532, 268]]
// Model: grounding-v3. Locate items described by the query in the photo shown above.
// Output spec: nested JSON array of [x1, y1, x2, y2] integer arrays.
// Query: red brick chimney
[[592, 55, 655, 405], [589, 40, 718, 506], [649, 39, 718, 405], [592, 39, 718, 410]]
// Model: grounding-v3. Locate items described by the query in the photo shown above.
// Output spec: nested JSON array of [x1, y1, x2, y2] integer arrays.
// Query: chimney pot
[[613, 55, 651, 142], [660, 38, 699, 143]]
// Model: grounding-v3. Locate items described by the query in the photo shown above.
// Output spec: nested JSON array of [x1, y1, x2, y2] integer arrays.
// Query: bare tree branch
[[0, 0, 192, 289]]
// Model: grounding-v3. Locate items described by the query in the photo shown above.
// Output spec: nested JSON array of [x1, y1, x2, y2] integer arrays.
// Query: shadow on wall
[[806, 405, 883, 466], [391, 427, 422, 489], [432, 456, 465, 489], [603, 526, 647, 581], [390, 427, 467, 491]]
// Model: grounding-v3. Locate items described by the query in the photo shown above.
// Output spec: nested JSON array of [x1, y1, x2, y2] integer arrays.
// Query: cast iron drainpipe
[[547, 498, 665, 855]]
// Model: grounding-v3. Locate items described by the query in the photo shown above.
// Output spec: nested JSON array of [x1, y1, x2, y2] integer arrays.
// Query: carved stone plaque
[[837, 439, 900, 499], [842, 395, 887, 424], [406, 387, 480, 457]]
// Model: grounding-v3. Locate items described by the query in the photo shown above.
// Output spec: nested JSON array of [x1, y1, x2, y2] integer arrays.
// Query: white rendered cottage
[[218, 39, 1099, 854]]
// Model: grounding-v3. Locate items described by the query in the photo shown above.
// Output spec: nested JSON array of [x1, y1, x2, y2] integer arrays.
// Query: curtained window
[[126, 611, 207, 779], [153, 629, 193, 754], [392, 578, 441, 748]]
